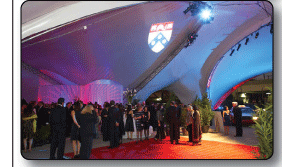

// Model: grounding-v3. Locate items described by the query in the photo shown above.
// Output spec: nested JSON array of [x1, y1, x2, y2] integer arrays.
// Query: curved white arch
[[209, 25, 273, 108], [135, 1, 272, 105], [21, 1, 273, 106]]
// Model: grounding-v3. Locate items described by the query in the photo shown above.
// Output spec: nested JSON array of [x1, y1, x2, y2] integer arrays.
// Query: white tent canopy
[[21, 1, 273, 108]]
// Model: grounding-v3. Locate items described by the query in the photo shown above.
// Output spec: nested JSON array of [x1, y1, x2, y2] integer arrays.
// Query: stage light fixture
[[245, 38, 249, 45], [183, 5, 192, 15], [183, 1, 214, 24], [183, 3, 199, 15], [237, 44, 241, 51], [230, 49, 235, 56], [255, 32, 259, 38], [184, 33, 198, 48], [183, 7, 190, 14]]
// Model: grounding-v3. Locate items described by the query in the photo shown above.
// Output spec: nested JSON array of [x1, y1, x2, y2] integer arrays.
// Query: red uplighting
[[213, 77, 254, 110]]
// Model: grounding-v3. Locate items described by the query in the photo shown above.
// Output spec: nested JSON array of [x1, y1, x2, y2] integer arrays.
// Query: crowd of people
[[21, 97, 211, 159]]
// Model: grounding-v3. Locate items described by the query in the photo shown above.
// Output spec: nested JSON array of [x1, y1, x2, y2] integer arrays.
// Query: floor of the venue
[[21, 125, 259, 160]]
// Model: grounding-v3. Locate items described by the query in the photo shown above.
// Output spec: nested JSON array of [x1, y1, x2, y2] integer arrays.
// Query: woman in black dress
[[222, 106, 231, 135], [70, 102, 82, 158], [79, 104, 97, 159], [142, 106, 150, 140], [101, 102, 110, 141], [134, 105, 144, 143], [125, 105, 134, 140]]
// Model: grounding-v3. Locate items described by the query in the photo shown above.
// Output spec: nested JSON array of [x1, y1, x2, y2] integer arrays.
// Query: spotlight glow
[[199, 9, 212, 20]]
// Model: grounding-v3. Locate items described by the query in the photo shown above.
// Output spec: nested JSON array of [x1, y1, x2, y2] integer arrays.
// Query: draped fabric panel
[[38, 80, 123, 105]]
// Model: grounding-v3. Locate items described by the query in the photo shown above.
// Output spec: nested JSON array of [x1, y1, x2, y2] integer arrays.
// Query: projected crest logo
[[148, 22, 174, 53]]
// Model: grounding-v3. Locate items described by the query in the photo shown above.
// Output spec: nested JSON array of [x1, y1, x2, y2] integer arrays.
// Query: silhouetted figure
[[148, 103, 158, 136], [70, 102, 82, 159], [223, 106, 231, 135], [108, 100, 121, 148], [117, 104, 125, 144], [232, 102, 243, 137], [125, 105, 134, 140], [191, 105, 202, 146], [79, 104, 97, 159], [101, 102, 110, 141], [142, 106, 150, 140], [134, 105, 144, 143], [186, 105, 193, 143], [166, 101, 180, 144], [65, 102, 73, 137], [155, 104, 165, 141], [49, 98, 67, 159]]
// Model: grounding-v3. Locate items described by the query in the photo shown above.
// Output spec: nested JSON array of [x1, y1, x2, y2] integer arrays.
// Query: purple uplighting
[[38, 79, 123, 105]]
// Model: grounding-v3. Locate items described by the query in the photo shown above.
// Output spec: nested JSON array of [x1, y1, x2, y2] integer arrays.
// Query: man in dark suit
[[166, 101, 181, 144], [36, 102, 44, 129], [36, 101, 49, 129], [49, 98, 67, 159], [108, 100, 121, 148], [232, 102, 243, 137], [174, 103, 182, 140], [148, 103, 158, 137], [36, 101, 49, 145]]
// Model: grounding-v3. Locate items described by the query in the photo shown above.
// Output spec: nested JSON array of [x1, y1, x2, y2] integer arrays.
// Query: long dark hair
[[104, 102, 110, 109], [127, 105, 132, 112], [23, 104, 34, 117], [192, 105, 199, 111], [73, 102, 81, 111], [125, 105, 132, 115], [143, 106, 148, 112]]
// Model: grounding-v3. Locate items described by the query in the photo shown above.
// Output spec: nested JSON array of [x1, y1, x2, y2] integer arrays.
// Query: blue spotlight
[[199, 7, 214, 23], [200, 8, 212, 20], [183, 2, 214, 24]]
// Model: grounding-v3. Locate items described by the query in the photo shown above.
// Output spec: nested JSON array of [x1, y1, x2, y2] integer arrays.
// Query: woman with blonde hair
[[22, 104, 37, 152], [79, 104, 97, 159]]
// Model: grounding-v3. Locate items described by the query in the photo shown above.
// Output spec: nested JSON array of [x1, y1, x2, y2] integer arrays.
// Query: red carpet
[[65, 137, 259, 159]]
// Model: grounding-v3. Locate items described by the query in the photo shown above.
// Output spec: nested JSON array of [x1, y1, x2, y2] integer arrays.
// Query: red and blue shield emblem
[[148, 22, 174, 53]]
